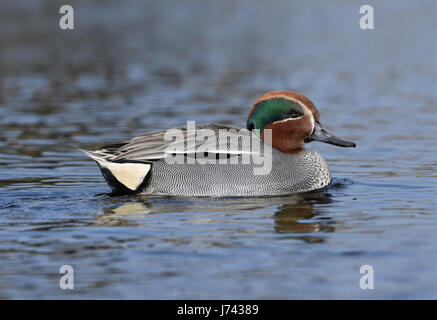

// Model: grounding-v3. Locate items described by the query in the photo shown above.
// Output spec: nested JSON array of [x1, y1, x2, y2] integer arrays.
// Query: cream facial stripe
[[268, 96, 316, 138]]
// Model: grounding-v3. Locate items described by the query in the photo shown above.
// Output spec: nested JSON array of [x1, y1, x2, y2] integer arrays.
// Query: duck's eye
[[288, 112, 302, 118], [287, 108, 304, 119]]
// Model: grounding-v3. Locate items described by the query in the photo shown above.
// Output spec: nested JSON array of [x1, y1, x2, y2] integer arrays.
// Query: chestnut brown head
[[247, 90, 356, 153]]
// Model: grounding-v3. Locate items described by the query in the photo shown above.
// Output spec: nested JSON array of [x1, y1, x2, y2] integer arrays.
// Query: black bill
[[305, 122, 356, 148]]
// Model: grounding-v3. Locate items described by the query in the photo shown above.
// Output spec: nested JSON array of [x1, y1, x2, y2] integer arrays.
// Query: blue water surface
[[0, 0, 436, 299]]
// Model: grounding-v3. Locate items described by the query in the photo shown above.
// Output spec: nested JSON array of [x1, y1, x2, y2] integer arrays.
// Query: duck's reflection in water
[[273, 192, 335, 243], [95, 190, 336, 242], [94, 201, 153, 226]]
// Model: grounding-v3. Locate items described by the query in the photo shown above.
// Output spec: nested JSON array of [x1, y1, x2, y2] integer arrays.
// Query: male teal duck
[[83, 90, 355, 196]]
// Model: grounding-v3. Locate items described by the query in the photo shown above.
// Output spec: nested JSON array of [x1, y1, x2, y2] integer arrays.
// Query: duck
[[82, 90, 355, 197]]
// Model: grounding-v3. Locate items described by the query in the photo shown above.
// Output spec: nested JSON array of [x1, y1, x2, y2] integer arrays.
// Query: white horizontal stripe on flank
[[166, 150, 255, 155]]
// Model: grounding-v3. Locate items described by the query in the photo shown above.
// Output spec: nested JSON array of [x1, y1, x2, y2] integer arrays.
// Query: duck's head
[[247, 90, 356, 153]]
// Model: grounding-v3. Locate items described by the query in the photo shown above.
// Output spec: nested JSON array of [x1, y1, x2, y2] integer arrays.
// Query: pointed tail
[[81, 149, 151, 193]]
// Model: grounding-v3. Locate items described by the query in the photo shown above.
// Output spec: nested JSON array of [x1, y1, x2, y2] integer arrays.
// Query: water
[[1, 0, 436, 299]]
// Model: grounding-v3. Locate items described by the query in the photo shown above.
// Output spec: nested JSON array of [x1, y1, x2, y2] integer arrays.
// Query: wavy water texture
[[0, 0, 436, 299]]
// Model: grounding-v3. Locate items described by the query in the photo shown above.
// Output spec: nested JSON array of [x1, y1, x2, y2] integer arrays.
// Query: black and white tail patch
[[82, 150, 151, 193]]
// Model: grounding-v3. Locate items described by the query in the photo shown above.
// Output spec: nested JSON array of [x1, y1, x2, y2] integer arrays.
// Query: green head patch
[[247, 98, 305, 133]]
